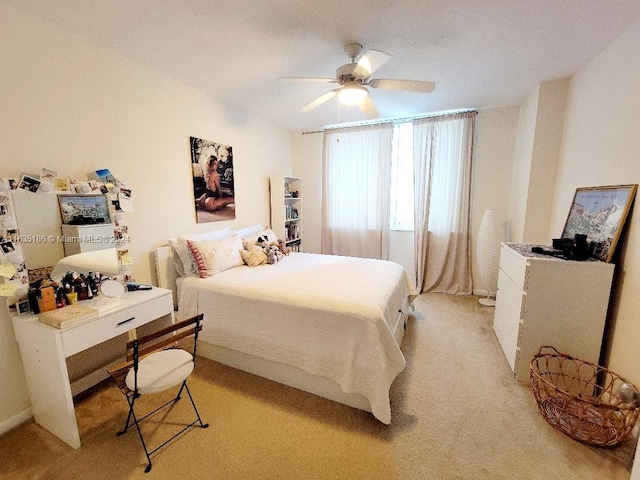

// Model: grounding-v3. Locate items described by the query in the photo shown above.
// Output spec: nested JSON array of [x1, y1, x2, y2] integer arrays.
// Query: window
[[389, 122, 414, 231]]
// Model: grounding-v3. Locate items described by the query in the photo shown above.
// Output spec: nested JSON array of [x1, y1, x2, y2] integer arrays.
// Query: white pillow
[[241, 227, 279, 248], [169, 227, 230, 276], [187, 234, 244, 277], [233, 224, 265, 239]]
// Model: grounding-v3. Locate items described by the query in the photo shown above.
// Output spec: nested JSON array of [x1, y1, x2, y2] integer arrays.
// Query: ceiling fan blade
[[278, 76, 336, 83], [300, 89, 339, 112], [369, 78, 436, 93], [357, 49, 391, 76], [359, 95, 378, 119]]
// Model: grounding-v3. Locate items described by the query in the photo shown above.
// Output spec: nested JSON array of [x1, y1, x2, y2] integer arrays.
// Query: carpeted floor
[[1, 293, 636, 479]]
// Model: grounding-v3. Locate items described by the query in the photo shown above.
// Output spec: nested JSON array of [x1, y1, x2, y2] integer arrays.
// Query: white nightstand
[[12, 287, 173, 449]]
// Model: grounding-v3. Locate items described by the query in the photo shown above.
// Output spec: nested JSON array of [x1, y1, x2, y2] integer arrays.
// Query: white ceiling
[[7, 0, 640, 132]]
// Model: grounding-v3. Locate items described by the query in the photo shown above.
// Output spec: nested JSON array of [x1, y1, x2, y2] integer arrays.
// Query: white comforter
[[177, 252, 415, 424]]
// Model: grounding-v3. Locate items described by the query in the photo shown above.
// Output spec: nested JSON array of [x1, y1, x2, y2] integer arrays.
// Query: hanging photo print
[[190, 136, 236, 223]]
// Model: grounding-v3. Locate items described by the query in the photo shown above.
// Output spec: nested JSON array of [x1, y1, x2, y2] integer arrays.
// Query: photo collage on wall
[[0, 167, 134, 309]]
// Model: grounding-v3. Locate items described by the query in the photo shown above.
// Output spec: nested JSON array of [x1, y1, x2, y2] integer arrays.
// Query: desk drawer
[[61, 293, 172, 357]]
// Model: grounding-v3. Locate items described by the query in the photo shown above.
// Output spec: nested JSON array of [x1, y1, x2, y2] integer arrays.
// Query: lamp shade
[[476, 209, 503, 306], [338, 85, 368, 105]]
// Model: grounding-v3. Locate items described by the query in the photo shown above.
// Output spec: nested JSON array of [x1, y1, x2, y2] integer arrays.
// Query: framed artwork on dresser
[[561, 184, 637, 262]]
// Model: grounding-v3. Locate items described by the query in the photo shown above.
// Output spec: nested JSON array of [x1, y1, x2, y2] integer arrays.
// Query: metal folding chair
[[107, 313, 208, 472]]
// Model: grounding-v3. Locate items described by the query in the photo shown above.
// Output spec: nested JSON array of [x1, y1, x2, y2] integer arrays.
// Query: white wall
[[548, 18, 640, 382], [509, 78, 569, 245], [291, 132, 323, 254], [508, 87, 539, 243], [0, 4, 291, 432], [470, 107, 519, 291], [524, 79, 569, 243]]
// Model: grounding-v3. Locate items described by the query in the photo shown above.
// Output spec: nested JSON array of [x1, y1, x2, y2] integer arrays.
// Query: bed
[[154, 228, 416, 424]]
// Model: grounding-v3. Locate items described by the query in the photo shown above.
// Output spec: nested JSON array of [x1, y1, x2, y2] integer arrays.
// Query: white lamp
[[338, 84, 368, 105], [476, 209, 503, 306]]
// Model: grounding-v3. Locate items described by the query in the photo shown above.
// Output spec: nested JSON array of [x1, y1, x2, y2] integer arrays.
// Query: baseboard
[[0, 408, 33, 436], [473, 288, 491, 297]]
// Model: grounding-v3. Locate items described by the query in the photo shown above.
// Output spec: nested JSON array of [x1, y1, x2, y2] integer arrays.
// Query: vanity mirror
[[10, 191, 120, 280]]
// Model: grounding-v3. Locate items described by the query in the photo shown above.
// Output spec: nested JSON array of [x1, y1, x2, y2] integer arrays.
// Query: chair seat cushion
[[125, 349, 194, 395]]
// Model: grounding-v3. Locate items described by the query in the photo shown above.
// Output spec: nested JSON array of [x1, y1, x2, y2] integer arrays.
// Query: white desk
[[12, 287, 173, 449]]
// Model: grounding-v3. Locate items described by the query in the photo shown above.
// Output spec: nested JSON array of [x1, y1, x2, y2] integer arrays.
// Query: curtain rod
[[301, 109, 478, 135]]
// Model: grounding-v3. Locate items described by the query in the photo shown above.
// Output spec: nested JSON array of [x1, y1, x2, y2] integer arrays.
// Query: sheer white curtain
[[413, 111, 476, 294], [322, 123, 394, 259]]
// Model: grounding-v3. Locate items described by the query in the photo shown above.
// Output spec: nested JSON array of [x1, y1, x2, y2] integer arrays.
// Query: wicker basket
[[530, 346, 640, 447]]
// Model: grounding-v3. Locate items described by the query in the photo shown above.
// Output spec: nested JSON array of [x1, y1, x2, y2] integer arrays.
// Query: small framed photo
[[58, 194, 111, 225]]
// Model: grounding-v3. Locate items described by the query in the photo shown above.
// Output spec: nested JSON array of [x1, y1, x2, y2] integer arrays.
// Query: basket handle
[[536, 345, 561, 356]]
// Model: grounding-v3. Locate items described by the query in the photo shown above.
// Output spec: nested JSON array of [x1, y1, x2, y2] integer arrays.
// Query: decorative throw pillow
[[169, 228, 231, 276], [240, 245, 268, 267], [186, 234, 244, 278]]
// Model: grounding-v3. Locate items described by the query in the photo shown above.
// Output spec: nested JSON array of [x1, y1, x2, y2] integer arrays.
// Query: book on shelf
[[38, 304, 99, 329]]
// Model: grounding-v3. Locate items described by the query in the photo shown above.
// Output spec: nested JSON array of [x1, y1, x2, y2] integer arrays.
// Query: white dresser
[[493, 243, 614, 382]]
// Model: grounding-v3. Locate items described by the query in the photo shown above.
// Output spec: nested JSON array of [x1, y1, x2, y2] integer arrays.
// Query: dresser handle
[[117, 317, 135, 326]]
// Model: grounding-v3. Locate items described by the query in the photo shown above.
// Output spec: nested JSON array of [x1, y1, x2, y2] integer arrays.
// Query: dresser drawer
[[498, 244, 528, 289], [61, 293, 172, 357], [493, 306, 519, 371], [495, 273, 524, 339]]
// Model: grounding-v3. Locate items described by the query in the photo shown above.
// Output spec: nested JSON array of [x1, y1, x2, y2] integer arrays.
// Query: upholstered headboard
[[154, 245, 179, 307]]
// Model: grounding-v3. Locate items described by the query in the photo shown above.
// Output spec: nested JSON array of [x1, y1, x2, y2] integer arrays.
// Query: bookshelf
[[269, 176, 302, 252]]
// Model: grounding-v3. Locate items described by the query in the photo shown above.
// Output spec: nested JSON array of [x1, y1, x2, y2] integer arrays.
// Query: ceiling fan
[[279, 42, 436, 119]]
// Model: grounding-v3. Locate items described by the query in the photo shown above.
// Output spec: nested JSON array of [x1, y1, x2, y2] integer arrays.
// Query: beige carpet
[[1, 293, 636, 479]]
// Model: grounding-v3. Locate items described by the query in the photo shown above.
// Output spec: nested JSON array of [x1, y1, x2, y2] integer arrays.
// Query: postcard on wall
[[1, 178, 17, 190], [190, 136, 236, 223], [53, 177, 71, 192], [40, 168, 57, 183], [88, 169, 117, 186], [0, 262, 17, 279], [118, 189, 133, 212], [16, 174, 41, 193]]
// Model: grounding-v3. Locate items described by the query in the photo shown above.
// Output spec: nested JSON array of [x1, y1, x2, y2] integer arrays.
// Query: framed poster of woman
[[561, 184, 637, 262], [190, 136, 235, 223]]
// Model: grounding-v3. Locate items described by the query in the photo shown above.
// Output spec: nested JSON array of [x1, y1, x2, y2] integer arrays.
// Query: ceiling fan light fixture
[[338, 85, 368, 105]]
